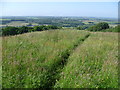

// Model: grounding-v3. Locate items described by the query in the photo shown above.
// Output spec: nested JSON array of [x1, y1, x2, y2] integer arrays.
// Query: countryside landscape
[[1, 1, 119, 89]]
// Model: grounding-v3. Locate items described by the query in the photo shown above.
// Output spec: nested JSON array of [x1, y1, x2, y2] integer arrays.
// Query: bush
[[18, 26, 29, 34], [2, 26, 19, 36], [114, 25, 120, 32], [2, 25, 60, 36], [77, 25, 89, 30], [47, 25, 59, 29], [88, 22, 109, 31], [103, 25, 120, 32], [33, 26, 43, 31]]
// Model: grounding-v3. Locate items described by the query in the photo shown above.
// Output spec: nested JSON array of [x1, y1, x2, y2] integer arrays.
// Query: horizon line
[[1, 16, 118, 18]]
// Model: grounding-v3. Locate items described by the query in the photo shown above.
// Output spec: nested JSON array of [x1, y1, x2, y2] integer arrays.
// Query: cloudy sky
[[0, 0, 119, 18]]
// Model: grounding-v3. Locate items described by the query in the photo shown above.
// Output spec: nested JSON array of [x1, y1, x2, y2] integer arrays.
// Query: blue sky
[[1, 2, 118, 18]]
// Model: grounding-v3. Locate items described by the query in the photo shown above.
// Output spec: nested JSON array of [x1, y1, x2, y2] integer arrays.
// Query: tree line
[[77, 22, 120, 32], [2, 25, 60, 36]]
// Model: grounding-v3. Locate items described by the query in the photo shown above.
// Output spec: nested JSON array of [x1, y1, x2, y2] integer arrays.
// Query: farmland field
[[2, 29, 118, 88], [1, 16, 118, 28], [6, 21, 29, 27]]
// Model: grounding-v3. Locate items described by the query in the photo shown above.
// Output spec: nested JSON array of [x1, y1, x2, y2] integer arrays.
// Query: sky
[[0, 0, 119, 18], [1, 0, 119, 2]]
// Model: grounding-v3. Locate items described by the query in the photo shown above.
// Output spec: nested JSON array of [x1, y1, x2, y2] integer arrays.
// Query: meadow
[[2, 29, 118, 88], [0, 37, 2, 89], [54, 32, 118, 88], [2, 29, 90, 88]]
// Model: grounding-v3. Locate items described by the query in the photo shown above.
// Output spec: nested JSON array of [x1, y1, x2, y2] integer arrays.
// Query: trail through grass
[[2, 30, 118, 88], [2, 29, 90, 88], [54, 32, 118, 88]]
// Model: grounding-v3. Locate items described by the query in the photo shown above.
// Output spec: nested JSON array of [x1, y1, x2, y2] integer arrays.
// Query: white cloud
[[1, 0, 119, 2]]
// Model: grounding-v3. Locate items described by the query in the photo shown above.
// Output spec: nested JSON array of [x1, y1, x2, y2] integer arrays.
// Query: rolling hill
[[2, 29, 118, 88]]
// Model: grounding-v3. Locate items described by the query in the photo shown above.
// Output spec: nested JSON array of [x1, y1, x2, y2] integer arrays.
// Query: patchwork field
[[2, 29, 118, 88], [6, 21, 29, 26]]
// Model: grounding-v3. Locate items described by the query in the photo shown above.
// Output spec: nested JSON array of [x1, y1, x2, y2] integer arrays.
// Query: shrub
[[77, 25, 89, 30], [18, 26, 29, 34], [2, 25, 59, 36], [88, 22, 109, 31], [33, 26, 43, 31], [100, 25, 120, 32], [2, 26, 19, 36]]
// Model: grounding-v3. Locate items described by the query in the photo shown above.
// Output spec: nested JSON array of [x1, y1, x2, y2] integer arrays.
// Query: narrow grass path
[[54, 32, 118, 88], [2, 30, 90, 88], [2, 31, 118, 88], [45, 34, 90, 88]]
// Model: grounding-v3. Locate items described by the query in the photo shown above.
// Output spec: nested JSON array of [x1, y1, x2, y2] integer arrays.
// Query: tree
[[88, 22, 109, 31], [2, 25, 60, 36], [77, 25, 89, 30], [104, 25, 120, 32], [18, 26, 29, 34], [2, 26, 18, 36], [34, 26, 43, 31]]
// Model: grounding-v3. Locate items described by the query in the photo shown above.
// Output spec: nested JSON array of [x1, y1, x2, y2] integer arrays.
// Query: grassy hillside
[[2, 29, 118, 88], [54, 32, 118, 88], [2, 29, 90, 88], [0, 37, 2, 89]]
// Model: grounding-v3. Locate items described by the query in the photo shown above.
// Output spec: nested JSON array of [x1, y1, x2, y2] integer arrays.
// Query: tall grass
[[0, 37, 2, 89], [2, 29, 89, 88], [54, 32, 118, 88]]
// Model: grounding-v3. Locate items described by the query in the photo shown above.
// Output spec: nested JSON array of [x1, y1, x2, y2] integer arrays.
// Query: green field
[[6, 21, 29, 26], [0, 19, 11, 21], [2, 29, 118, 88], [0, 37, 2, 89], [54, 32, 118, 88]]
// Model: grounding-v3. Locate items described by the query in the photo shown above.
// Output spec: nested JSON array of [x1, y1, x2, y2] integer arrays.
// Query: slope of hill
[[2, 29, 90, 88], [2, 29, 118, 88], [54, 32, 118, 88]]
